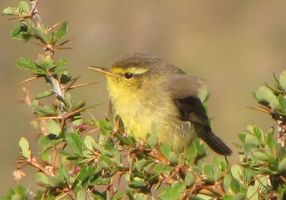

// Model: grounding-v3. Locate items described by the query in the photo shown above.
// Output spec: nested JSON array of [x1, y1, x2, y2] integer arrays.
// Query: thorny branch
[[4, 0, 286, 199], [27, 0, 72, 132], [30, 0, 41, 26]]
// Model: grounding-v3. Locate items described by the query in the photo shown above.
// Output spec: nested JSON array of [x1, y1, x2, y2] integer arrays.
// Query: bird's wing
[[169, 74, 209, 126], [169, 74, 232, 155]]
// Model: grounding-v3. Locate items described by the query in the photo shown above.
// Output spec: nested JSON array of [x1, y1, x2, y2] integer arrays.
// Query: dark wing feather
[[174, 96, 209, 125], [168, 74, 208, 124], [170, 75, 232, 155]]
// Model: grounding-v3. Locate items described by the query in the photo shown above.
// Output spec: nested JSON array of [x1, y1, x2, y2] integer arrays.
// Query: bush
[[2, 1, 286, 199]]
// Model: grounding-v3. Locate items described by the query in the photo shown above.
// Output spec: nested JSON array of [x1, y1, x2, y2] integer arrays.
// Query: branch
[[30, 0, 41, 26]]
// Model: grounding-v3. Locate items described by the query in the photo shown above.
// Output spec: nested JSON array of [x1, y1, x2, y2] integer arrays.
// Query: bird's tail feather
[[200, 129, 232, 156]]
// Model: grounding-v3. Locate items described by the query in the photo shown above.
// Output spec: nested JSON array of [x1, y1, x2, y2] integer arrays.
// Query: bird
[[89, 53, 232, 155]]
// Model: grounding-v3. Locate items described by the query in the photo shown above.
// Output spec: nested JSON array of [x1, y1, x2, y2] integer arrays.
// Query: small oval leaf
[[278, 157, 286, 172], [255, 86, 276, 104], [52, 22, 68, 42], [47, 120, 61, 136], [279, 71, 286, 90], [18, 137, 31, 159]]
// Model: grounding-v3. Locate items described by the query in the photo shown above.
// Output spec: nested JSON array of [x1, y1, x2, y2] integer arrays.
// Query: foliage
[[2, 1, 286, 199]]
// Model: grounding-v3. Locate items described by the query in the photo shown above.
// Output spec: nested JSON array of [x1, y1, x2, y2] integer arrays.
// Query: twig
[[47, 21, 64, 32], [46, 74, 65, 102], [27, 156, 55, 176], [279, 175, 286, 183], [16, 76, 40, 86], [68, 81, 97, 90], [246, 106, 271, 114], [30, 0, 41, 27]]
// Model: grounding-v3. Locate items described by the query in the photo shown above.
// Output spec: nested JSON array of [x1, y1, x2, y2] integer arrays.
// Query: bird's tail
[[199, 128, 232, 156]]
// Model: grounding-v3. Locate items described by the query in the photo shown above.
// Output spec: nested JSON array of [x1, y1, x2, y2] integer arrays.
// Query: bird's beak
[[87, 66, 114, 77]]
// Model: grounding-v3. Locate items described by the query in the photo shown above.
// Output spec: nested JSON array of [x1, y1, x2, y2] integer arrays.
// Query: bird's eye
[[124, 73, 133, 79]]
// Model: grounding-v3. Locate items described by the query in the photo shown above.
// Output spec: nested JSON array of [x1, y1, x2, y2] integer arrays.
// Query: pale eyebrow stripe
[[112, 67, 148, 75], [127, 67, 148, 75]]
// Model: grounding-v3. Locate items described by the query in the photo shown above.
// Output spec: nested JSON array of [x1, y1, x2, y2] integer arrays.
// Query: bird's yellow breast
[[106, 77, 194, 151]]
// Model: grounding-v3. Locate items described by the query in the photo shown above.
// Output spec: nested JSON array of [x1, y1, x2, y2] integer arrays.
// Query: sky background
[[1, 0, 286, 194]]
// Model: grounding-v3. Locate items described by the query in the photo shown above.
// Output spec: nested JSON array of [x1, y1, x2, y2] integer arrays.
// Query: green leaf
[[185, 172, 195, 186], [279, 71, 286, 90], [266, 129, 276, 153], [147, 133, 158, 148], [193, 138, 206, 159], [202, 164, 214, 181], [134, 159, 152, 172], [252, 151, 269, 162], [11, 194, 22, 200], [71, 100, 85, 111], [238, 132, 246, 143], [36, 90, 53, 99], [129, 177, 148, 188], [32, 100, 57, 116], [39, 135, 63, 152], [244, 133, 259, 153], [35, 56, 54, 70], [84, 135, 96, 151], [278, 157, 286, 172], [76, 190, 86, 200], [47, 120, 61, 136], [98, 120, 113, 136], [132, 193, 148, 200], [72, 115, 83, 126], [17, 57, 37, 71], [113, 191, 125, 200], [33, 26, 49, 44], [255, 86, 276, 103], [2, 6, 19, 15], [223, 174, 232, 193], [65, 93, 86, 111], [52, 22, 68, 42], [10, 23, 32, 41], [187, 140, 198, 162], [159, 143, 177, 164], [60, 73, 72, 84], [17, 56, 46, 74], [117, 134, 135, 145], [231, 164, 243, 182], [246, 183, 259, 199], [92, 176, 110, 185], [55, 68, 69, 75], [18, 1, 31, 14], [224, 194, 245, 200], [230, 178, 241, 193], [76, 165, 96, 187], [65, 132, 83, 156], [55, 58, 69, 68], [2, 185, 27, 200], [34, 172, 60, 187], [99, 155, 114, 168], [159, 182, 186, 200], [18, 137, 31, 159], [153, 164, 173, 175], [252, 126, 265, 142], [278, 95, 286, 112], [223, 195, 234, 200], [245, 134, 259, 146], [270, 99, 280, 110], [255, 86, 279, 109], [55, 165, 69, 184], [214, 157, 229, 172]]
